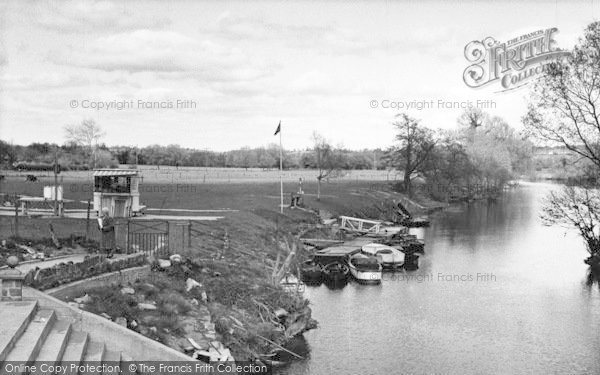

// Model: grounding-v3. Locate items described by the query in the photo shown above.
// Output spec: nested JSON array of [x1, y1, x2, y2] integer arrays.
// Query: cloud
[[205, 13, 456, 56], [211, 13, 331, 44], [206, 14, 369, 54], [50, 29, 270, 84], [0, 72, 89, 91], [34, 0, 170, 33]]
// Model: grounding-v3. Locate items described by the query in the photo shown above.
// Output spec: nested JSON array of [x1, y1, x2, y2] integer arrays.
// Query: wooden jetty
[[314, 245, 361, 265], [340, 216, 409, 235], [403, 218, 430, 228], [342, 237, 382, 247], [396, 201, 431, 227], [339, 216, 383, 234], [300, 238, 344, 249]]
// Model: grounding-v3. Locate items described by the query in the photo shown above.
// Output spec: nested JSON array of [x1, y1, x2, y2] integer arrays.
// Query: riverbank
[[0, 176, 444, 365], [285, 182, 600, 374]]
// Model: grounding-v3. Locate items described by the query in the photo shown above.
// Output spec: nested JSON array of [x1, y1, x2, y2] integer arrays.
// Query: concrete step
[[4, 309, 55, 363], [82, 341, 105, 375], [102, 350, 121, 375], [0, 300, 38, 362], [60, 331, 89, 364], [36, 320, 72, 362], [120, 353, 137, 375], [83, 341, 105, 361]]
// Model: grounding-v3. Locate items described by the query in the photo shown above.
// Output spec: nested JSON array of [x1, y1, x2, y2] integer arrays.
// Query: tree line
[[383, 107, 534, 200], [0, 106, 535, 205], [523, 21, 600, 269], [0, 138, 384, 171]]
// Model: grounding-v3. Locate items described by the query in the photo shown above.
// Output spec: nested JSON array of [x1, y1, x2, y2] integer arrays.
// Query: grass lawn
[[0, 167, 438, 362]]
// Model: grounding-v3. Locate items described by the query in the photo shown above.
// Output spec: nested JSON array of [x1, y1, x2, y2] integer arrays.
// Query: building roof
[[93, 169, 139, 177]]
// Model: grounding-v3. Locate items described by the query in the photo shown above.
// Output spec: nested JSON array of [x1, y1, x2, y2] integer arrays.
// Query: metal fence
[[126, 220, 170, 257], [0, 210, 228, 259]]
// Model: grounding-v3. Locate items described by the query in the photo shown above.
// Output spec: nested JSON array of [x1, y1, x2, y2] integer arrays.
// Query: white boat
[[347, 253, 382, 284], [279, 273, 305, 293], [361, 243, 405, 269], [379, 226, 408, 235]]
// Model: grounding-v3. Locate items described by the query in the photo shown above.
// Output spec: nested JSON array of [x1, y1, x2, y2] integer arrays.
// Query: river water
[[280, 182, 600, 375]]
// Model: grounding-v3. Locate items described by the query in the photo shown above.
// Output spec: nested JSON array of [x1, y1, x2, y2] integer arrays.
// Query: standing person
[[297, 177, 304, 206], [98, 207, 115, 258]]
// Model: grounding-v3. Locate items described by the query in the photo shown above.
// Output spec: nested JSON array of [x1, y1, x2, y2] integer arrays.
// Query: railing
[[340, 215, 383, 234], [127, 220, 170, 257]]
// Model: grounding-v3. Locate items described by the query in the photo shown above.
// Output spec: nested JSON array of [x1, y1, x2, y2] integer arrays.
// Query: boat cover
[[351, 255, 380, 270]]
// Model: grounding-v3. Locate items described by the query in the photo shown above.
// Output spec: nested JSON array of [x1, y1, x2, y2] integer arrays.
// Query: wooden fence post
[[181, 223, 186, 252], [85, 200, 91, 241], [14, 204, 19, 238], [187, 220, 192, 248], [126, 219, 130, 254], [166, 221, 170, 254]]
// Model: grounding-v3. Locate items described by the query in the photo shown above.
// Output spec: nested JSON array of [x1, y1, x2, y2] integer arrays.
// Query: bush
[[156, 292, 192, 314]]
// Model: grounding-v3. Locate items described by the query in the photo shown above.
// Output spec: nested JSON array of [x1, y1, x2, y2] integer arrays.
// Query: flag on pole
[[274, 121, 281, 136], [274, 121, 283, 213]]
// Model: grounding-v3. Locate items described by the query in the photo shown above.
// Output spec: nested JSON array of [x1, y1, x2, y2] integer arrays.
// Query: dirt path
[[10, 253, 132, 274]]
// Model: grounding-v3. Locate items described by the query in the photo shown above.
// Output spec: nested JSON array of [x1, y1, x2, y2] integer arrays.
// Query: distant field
[[0, 167, 403, 211], [1, 166, 401, 184], [0, 168, 407, 243]]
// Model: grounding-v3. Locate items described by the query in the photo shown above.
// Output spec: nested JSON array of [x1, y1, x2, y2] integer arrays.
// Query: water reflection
[[278, 183, 600, 375], [586, 268, 600, 290]]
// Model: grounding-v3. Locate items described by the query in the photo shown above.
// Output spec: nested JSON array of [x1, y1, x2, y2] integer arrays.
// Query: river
[[280, 182, 600, 375]]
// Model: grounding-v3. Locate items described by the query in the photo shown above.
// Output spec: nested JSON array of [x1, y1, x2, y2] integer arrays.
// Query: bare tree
[[523, 22, 600, 169], [64, 119, 105, 169], [312, 132, 341, 200], [388, 114, 436, 197], [543, 187, 600, 259], [524, 22, 600, 267], [458, 106, 487, 130]]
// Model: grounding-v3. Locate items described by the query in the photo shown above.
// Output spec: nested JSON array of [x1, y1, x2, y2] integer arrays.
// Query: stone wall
[[0, 271, 24, 300], [24, 253, 147, 290], [47, 265, 150, 299]]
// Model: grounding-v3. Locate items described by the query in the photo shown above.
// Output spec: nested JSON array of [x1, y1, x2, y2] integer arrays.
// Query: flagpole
[[279, 121, 283, 213]]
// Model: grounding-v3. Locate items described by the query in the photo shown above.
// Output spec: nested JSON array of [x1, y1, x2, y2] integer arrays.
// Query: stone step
[[36, 320, 72, 362], [83, 341, 105, 361], [4, 309, 55, 364], [60, 331, 89, 364], [120, 354, 138, 375], [102, 350, 121, 375], [82, 341, 105, 375], [0, 300, 38, 362]]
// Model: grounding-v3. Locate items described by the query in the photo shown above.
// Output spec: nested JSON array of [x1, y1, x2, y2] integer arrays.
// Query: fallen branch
[[230, 322, 304, 360]]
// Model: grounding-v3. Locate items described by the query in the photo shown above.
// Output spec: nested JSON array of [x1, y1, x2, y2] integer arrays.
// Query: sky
[[0, 0, 599, 151]]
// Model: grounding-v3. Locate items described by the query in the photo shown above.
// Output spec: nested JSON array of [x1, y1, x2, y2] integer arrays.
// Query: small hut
[[92, 169, 144, 217]]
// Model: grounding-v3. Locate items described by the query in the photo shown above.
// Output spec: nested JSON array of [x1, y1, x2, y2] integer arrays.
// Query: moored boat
[[403, 253, 420, 270], [361, 243, 405, 270], [387, 235, 425, 254], [322, 261, 349, 283], [379, 226, 409, 235], [300, 259, 323, 284], [279, 273, 305, 292], [347, 253, 382, 284]]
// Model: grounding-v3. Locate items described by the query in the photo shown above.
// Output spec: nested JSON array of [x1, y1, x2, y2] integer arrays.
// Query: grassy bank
[[1, 173, 443, 363]]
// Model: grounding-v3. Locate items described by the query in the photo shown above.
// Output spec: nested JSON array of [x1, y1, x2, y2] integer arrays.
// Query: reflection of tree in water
[[585, 268, 600, 290]]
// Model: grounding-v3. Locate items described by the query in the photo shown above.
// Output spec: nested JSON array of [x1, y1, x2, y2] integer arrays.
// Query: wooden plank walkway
[[314, 245, 361, 265]]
